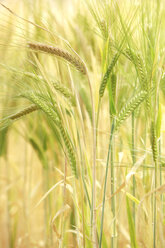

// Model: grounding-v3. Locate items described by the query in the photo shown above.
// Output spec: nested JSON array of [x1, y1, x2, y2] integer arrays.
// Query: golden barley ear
[[28, 42, 86, 75]]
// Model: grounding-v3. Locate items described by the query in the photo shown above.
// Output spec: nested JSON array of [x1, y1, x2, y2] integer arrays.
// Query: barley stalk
[[150, 121, 158, 248], [132, 111, 136, 224], [28, 42, 86, 75], [99, 121, 115, 248]]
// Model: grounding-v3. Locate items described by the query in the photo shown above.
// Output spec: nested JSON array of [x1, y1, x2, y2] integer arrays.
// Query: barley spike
[[99, 53, 119, 98], [111, 73, 117, 102], [115, 90, 147, 130], [150, 122, 158, 163], [28, 42, 86, 75], [9, 105, 39, 120]]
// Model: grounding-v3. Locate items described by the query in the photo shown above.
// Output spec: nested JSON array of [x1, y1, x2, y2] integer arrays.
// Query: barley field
[[0, 0, 165, 247]]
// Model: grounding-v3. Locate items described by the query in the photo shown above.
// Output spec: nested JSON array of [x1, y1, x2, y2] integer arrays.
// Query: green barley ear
[[134, 105, 141, 118], [99, 20, 108, 39], [125, 48, 151, 111], [0, 105, 39, 131], [125, 48, 147, 85], [28, 42, 86, 75], [135, 53, 147, 85], [52, 81, 76, 106], [111, 73, 117, 102], [9, 105, 39, 121], [99, 53, 120, 98], [115, 90, 147, 131], [22, 92, 77, 177], [18, 70, 76, 106], [22, 92, 60, 124], [58, 121, 78, 178], [150, 122, 158, 163]]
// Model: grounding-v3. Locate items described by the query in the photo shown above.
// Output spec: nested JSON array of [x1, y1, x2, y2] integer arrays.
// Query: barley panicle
[[22, 92, 77, 177], [9, 105, 39, 120], [53, 82, 76, 106], [111, 73, 117, 101], [125, 48, 147, 86], [23, 92, 60, 124], [99, 53, 120, 98], [115, 90, 147, 130], [151, 122, 158, 163], [58, 121, 77, 177], [28, 42, 86, 75]]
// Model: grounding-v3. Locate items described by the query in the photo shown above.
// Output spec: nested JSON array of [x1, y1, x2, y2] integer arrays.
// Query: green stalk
[[60, 156, 67, 248], [143, 123, 147, 184], [46, 168, 53, 247], [159, 138, 163, 205], [86, 72, 97, 247], [132, 112, 136, 223], [42, 168, 49, 248], [96, 99, 101, 145], [153, 159, 158, 248], [99, 121, 115, 248], [151, 122, 158, 248], [5, 156, 12, 248], [110, 134, 116, 248]]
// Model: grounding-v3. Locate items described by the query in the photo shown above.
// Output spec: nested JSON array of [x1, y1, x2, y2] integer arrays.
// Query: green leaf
[[29, 137, 48, 169], [126, 196, 138, 248]]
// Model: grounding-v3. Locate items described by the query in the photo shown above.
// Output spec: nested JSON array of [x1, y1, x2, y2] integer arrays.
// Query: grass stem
[[99, 121, 115, 248]]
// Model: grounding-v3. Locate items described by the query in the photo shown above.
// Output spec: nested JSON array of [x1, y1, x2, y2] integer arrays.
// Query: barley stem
[[99, 120, 115, 248], [151, 122, 158, 248], [110, 133, 116, 248], [132, 111, 136, 224]]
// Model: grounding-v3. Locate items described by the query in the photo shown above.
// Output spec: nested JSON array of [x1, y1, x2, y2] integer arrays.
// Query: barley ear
[[22, 92, 60, 124], [53, 81, 76, 106], [150, 122, 158, 163], [9, 105, 39, 121], [115, 90, 147, 131], [111, 73, 117, 102], [58, 121, 78, 178], [28, 42, 86, 75], [99, 53, 120, 98], [125, 48, 151, 111], [22, 92, 78, 177]]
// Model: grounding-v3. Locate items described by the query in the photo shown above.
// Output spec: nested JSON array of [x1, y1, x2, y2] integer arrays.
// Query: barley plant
[[0, 0, 165, 247]]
